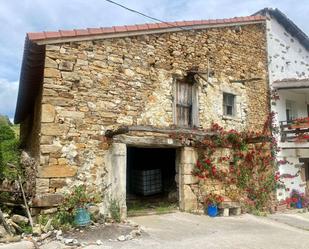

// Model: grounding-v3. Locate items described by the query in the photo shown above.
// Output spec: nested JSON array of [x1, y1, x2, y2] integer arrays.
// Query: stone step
[[219, 207, 241, 217]]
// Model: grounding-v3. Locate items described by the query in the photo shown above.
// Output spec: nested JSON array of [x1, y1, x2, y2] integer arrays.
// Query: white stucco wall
[[267, 14, 309, 83], [266, 13, 309, 201]]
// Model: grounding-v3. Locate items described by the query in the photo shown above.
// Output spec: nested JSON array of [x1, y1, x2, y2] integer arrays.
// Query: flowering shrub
[[204, 193, 224, 205], [295, 133, 309, 143], [171, 112, 282, 211], [292, 117, 309, 125], [270, 89, 280, 106], [290, 189, 308, 207]]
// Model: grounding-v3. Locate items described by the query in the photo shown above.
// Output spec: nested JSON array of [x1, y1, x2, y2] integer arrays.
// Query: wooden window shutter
[[174, 79, 198, 127]]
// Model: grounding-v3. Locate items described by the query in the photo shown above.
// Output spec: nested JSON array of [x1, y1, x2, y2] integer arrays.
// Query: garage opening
[[126, 147, 178, 215]]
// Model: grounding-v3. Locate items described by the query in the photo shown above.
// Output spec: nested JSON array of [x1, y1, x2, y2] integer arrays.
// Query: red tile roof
[[27, 15, 266, 43]]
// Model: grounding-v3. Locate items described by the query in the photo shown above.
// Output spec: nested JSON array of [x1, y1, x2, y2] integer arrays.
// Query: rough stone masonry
[[19, 20, 269, 216]]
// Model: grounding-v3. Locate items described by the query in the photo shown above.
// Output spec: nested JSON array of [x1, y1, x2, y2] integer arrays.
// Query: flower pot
[[74, 207, 91, 226], [206, 204, 218, 217], [290, 123, 309, 129], [296, 200, 303, 209]]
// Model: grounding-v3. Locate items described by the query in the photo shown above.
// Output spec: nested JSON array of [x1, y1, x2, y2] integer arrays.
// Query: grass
[[127, 200, 178, 216]]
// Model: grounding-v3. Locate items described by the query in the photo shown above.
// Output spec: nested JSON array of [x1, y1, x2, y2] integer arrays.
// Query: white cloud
[[0, 79, 18, 119]]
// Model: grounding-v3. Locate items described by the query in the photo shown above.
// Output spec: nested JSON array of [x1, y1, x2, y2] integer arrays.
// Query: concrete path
[[267, 211, 309, 230], [110, 212, 309, 249], [3, 212, 309, 249]]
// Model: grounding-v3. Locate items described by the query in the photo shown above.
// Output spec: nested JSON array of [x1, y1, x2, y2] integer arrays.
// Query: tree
[[0, 115, 12, 126], [0, 124, 15, 143], [0, 123, 20, 181]]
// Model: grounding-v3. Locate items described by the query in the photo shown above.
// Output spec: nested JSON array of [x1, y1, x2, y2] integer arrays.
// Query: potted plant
[[295, 133, 309, 143], [290, 189, 305, 209], [204, 193, 224, 217], [64, 185, 100, 227], [290, 117, 309, 129]]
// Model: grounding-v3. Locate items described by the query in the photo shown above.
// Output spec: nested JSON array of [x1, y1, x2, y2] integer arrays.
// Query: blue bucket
[[74, 207, 91, 226], [296, 200, 303, 209], [207, 204, 218, 217]]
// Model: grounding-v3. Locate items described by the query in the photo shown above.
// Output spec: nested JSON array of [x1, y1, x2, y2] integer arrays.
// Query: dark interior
[[126, 147, 177, 209]]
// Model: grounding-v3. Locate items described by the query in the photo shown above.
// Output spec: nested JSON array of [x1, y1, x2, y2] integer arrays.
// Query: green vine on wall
[[171, 112, 283, 211]]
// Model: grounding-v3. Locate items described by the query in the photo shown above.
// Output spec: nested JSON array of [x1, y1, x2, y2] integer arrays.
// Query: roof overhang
[[28, 16, 266, 45], [14, 38, 45, 124], [272, 78, 309, 89]]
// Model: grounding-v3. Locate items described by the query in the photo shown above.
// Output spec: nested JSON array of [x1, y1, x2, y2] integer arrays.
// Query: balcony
[[280, 118, 309, 148], [273, 78, 309, 149]]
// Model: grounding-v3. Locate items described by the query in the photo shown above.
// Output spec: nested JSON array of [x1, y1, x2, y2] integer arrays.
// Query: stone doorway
[[126, 147, 178, 215], [106, 142, 198, 218]]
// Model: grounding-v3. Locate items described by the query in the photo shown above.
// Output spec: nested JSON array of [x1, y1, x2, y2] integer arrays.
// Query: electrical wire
[[103, 0, 265, 51], [104, 0, 191, 32]]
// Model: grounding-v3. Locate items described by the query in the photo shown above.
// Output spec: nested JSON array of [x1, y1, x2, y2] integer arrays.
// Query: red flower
[[211, 166, 216, 175], [292, 197, 298, 203], [204, 159, 211, 165]]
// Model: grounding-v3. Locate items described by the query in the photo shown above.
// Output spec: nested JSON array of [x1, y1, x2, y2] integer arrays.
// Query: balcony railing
[[280, 118, 309, 143]]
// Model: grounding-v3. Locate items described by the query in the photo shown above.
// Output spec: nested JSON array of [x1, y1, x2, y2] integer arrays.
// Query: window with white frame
[[286, 100, 297, 121], [223, 92, 235, 116]]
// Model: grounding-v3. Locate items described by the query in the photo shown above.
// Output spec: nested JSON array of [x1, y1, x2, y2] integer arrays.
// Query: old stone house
[[255, 8, 309, 202], [14, 15, 269, 217]]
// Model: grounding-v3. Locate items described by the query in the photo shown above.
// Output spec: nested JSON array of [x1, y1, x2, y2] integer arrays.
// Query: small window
[[223, 93, 235, 116]]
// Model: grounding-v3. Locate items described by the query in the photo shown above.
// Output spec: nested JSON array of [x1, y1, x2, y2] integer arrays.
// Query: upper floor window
[[223, 92, 235, 116], [286, 100, 297, 121], [174, 77, 198, 127]]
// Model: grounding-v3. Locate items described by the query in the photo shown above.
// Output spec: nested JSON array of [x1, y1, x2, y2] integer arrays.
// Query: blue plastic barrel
[[74, 207, 91, 226], [207, 204, 218, 217]]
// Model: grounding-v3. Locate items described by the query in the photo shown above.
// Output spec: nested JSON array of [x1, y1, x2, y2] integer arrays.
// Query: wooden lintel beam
[[105, 125, 215, 138], [230, 77, 262, 84]]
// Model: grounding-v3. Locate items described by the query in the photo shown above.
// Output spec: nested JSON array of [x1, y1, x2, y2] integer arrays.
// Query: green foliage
[[0, 123, 21, 181], [37, 214, 49, 226], [0, 124, 15, 142], [52, 206, 75, 230], [0, 115, 12, 126], [109, 199, 120, 222], [45, 185, 101, 230], [64, 185, 101, 209], [19, 221, 33, 234]]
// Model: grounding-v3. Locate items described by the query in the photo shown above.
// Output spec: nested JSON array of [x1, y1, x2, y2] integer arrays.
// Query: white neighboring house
[[256, 8, 309, 201]]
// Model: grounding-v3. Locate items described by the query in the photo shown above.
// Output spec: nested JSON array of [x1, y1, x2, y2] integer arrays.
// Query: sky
[[0, 0, 308, 121]]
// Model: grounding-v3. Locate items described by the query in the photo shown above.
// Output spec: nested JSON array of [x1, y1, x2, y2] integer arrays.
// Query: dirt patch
[[63, 223, 135, 243]]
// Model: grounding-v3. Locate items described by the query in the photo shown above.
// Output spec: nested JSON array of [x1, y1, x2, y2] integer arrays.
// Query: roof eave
[[29, 19, 266, 45], [14, 38, 45, 124], [273, 78, 309, 89]]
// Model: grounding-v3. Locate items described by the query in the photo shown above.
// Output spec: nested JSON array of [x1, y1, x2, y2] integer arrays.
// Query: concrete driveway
[[110, 212, 309, 249], [3, 211, 309, 249]]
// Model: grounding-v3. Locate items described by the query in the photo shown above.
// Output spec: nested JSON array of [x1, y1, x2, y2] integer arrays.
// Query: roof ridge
[[27, 15, 266, 42]]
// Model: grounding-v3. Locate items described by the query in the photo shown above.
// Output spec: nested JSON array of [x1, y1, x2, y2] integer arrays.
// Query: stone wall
[[26, 22, 269, 213]]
